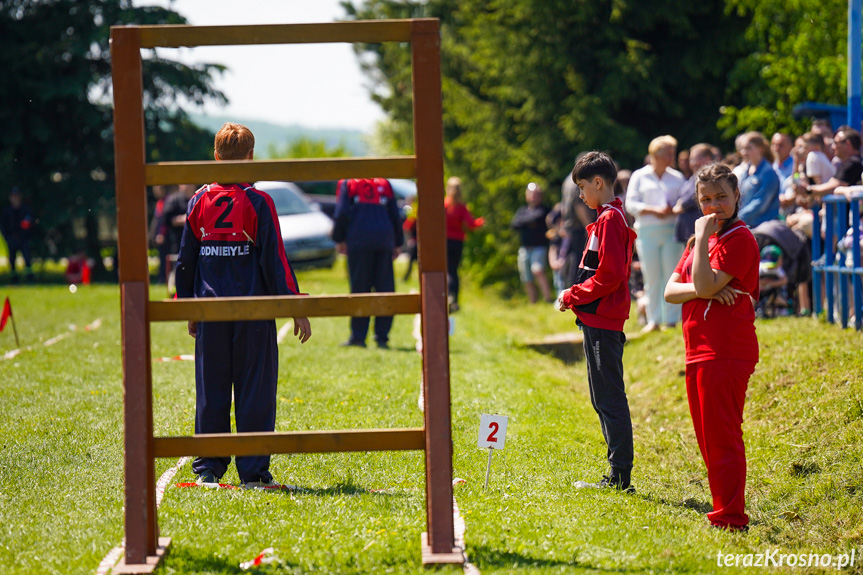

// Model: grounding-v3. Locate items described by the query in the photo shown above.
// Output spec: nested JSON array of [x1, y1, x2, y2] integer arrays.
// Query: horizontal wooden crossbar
[[153, 428, 425, 457], [137, 20, 414, 48], [149, 292, 421, 321], [144, 156, 416, 186]]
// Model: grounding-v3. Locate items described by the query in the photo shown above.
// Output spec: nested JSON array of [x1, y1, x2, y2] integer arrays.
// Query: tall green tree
[[719, 0, 848, 138], [0, 0, 225, 277], [344, 0, 749, 286]]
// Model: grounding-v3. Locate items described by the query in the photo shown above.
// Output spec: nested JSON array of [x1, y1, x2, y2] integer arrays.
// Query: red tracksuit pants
[[686, 359, 755, 529]]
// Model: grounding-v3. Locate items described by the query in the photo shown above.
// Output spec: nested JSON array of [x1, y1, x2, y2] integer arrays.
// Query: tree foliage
[[0, 0, 225, 274], [719, 0, 848, 138], [343, 0, 749, 286], [267, 137, 351, 159]]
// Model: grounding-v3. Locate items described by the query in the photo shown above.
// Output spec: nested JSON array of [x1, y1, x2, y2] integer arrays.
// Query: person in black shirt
[[511, 182, 553, 303], [808, 128, 863, 196]]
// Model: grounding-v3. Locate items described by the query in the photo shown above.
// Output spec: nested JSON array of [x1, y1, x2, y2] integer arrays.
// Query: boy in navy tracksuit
[[557, 151, 637, 491], [332, 178, 403, 348], [175, 123, 311, 488]]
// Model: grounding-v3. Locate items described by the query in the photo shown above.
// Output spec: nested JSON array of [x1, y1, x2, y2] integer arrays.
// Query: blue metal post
[[812, 204, 823, 316], [839, 200, 850, 327], [826, 202, 836, 322], [852, 197, 862, 330], [850, 0, 862, 130]]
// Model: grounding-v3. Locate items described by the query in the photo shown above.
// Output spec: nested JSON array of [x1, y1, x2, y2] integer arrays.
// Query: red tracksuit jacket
[[561, 197, 636, 331]]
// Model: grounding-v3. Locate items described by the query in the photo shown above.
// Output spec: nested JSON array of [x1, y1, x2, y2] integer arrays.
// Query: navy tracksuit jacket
[[332, 178, 403, 344], [175, 182, 301, 483]]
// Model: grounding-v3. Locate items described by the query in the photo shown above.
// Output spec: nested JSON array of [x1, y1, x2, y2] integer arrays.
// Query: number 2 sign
[[478, 414, 509, 450]]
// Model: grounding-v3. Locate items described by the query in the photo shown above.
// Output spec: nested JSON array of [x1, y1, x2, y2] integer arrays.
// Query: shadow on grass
[[637, 492, 713, 514], [469, 545, 639, 572], [288, 481, 410, 498], [164, 545, 298, 574]]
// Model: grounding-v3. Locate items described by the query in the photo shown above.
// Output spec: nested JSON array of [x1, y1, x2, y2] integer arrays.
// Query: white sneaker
[[195, 470, 220, 488], [242, 479, 283, 490]]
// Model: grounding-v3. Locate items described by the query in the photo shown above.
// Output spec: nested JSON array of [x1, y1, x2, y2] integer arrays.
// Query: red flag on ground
[[0, 297, 11, 332]]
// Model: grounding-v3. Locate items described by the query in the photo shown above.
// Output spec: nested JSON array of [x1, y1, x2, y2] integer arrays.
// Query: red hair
[[214, 123, 255, 160]]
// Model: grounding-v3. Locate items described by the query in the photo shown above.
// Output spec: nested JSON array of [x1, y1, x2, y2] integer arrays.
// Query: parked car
[[253, 181, 336, 269]]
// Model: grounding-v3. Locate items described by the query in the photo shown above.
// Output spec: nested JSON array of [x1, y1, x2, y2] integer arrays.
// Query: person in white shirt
[[802, 132, 835, 185], [625, 135, 685, 331]]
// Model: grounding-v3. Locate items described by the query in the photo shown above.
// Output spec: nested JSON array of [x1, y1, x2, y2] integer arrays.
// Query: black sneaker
[[340, 340, 366, 348], [376, 341, 389, 350], [574, 475, 635, 493]]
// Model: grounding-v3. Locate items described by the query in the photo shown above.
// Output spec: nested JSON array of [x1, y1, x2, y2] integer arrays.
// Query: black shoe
[[376, 341, 389, 349], [340, 340, 366, 348], [448, 301, 460, 313], [574, 474, 635, 493]]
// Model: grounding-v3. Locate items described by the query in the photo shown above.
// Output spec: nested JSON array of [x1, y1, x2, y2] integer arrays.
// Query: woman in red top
[[445, 177, 484, 312], [664, 163, 760, 531]]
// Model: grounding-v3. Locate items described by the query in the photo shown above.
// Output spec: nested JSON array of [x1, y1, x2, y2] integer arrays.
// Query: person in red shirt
[[557, 151, 637, 491], [444, 177, 484, 313], [664, 163, 760, 531]]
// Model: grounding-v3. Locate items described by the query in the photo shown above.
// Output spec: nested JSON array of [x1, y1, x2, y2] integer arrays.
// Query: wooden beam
[[145, 156, 416, 186], [112, 538, 171, 575], [112, 26, 158, 566], [411, 19, 457, 559], [411, 22, 446, 274], [149, 293, 421, 322], [136, 20, 414, 48], [153, 428, 425, 458]]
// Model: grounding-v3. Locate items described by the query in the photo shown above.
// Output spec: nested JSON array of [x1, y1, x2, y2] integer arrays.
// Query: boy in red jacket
[[557, 151, 637, 491]]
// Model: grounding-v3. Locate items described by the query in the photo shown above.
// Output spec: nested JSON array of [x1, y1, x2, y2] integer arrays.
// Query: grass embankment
[[0, 260, 861, 574]]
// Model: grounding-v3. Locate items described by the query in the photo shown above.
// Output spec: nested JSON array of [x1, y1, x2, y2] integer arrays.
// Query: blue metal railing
[[811, 194, 863, 329]]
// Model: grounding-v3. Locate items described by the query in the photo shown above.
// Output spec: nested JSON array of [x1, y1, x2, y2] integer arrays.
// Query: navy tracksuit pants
[[192, 320, 278, 483], [581, 323, 634, 484], [347, 247, 395, 344]]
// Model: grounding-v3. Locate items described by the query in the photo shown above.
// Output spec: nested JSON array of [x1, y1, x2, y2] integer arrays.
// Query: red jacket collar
[[597, 197, 624, 216]]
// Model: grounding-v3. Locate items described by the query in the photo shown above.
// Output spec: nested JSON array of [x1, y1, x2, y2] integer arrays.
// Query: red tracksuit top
[[444, 197, 482, 241], [561, 197, 637, 331], [175, 183, 301, 299]]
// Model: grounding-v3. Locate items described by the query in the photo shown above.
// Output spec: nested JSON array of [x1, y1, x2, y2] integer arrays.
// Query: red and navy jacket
[[561, 197, 637, 331], [332, 178, 404, 251], [175, 183, 302, 299]]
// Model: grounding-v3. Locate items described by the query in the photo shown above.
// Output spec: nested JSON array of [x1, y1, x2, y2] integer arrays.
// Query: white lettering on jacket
[[199, 244, 251, 257]]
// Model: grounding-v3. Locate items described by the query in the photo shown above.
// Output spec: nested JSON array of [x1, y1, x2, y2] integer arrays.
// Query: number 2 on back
[[214, 197, 233, 229], [486, 422, 499, 443]]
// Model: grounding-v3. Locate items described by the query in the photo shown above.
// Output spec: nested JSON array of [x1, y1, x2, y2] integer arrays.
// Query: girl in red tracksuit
[[664, 163, 760, 530]]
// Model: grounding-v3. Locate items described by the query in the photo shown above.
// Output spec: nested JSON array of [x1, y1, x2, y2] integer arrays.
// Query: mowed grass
[[0, 258, 862, 574]]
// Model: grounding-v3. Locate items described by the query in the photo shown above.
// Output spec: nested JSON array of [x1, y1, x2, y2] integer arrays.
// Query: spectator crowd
[[515, 120, 863, 327]]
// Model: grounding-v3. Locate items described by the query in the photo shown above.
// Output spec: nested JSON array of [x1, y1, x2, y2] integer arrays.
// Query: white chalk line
[[276, 319, 294, 344], [95, 456, 191, 575], [2, 318, 102, 361]]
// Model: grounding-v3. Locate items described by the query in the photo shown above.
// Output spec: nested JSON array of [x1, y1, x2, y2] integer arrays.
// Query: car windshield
[[267, 187, 312, 216]]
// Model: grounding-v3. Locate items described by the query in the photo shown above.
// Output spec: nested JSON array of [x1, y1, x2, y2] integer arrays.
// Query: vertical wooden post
[[111, 27, 159, 567], [411, 19, 462, 563]]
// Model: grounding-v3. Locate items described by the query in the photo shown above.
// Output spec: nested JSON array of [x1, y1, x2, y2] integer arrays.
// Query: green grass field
[[1, 259, 861, 574]]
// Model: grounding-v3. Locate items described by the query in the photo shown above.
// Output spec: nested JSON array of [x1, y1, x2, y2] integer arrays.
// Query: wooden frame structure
[[110, 19, 462, 572]]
